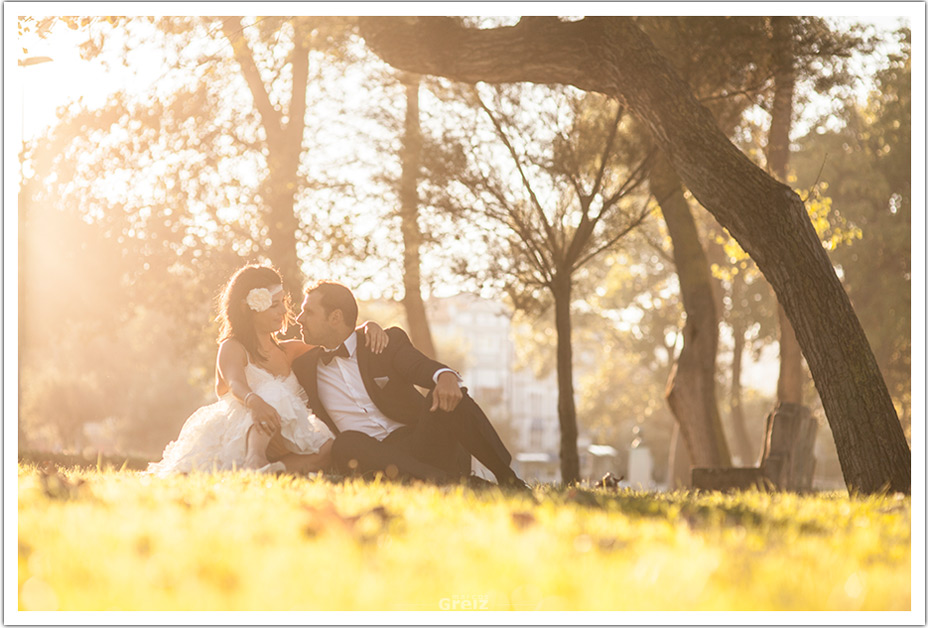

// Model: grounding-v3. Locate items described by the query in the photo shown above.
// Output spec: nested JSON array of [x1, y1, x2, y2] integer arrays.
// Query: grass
[[17, 462, 911, 612]]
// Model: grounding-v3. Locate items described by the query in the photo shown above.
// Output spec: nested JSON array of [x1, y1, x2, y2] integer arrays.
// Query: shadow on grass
[[532, 483, 834, 534], [17, 452, 840, 535]]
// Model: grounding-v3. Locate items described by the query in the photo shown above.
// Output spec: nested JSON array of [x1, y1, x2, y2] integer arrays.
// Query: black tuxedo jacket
[[292, 327, 510, 466], [293, 328, 454, 435]]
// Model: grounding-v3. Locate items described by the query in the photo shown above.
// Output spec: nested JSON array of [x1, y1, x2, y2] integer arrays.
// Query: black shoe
[[498, 474, 532, 494], [464, 474, 497, 491]]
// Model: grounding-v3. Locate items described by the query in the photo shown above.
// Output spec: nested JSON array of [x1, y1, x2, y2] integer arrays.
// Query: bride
[[147, 264, 388, 475]]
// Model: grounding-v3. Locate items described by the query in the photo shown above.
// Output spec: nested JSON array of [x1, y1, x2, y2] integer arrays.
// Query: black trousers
[[330, 394, 516, 484]]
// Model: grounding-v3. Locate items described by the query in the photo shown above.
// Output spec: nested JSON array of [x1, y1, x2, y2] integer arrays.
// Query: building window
[[474, 386, 504, 406], [477, 335, 497, 355], [530, 392, 544, 416], [530, 419, 544, 450]]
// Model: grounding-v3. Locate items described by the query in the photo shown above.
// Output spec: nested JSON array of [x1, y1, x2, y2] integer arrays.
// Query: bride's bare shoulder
[[280, 339, 314, 362], [215, 338, 248, 396], [217, 338, 248, 363]]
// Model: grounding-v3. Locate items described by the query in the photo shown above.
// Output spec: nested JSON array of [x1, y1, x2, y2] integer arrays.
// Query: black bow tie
[[320, 343, 350, 365]]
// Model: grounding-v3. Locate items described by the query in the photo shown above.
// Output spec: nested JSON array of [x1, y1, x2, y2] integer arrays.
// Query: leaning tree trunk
[[398, 73, 437, 358], [552, 274, 580, 484], [651, 155, 731, 470], [357, 16, 910, 494], [223, 18, 307, 304]]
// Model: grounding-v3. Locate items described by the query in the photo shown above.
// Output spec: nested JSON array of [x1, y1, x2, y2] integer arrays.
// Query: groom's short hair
[[305, 280, 359, 328]]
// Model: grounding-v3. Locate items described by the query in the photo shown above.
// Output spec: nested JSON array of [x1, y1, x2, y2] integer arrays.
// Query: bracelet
[[244, 392, 257, 407]]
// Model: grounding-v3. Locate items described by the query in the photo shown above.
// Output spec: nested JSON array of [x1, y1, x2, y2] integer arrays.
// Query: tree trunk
[[667, 422, 693, 489], [552, 274, 580, 484], [358, 16, 910, 494], [729, 304, 755, 465], [222, 19, 306, 304], [703, 230, 759, 466], [763, 17, 816, 490], [767, 17, 805, 406], [651, 155, 731, 470], [398, 73, 437, 358], [264, 141, 304, 301], [775, 304, 805, 403]]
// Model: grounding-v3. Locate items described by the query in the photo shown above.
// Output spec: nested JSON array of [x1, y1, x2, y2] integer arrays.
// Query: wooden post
[[761, 402, 817, 491]]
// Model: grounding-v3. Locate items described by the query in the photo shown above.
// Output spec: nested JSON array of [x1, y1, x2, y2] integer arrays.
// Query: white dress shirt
[[316, 333, 462, 441]]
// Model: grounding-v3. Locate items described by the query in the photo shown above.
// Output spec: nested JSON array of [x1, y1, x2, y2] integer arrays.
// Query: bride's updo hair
[[217, 264, 290, 361]]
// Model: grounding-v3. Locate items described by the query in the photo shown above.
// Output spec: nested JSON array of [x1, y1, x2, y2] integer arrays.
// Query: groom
[[292, 280, 527, 489]]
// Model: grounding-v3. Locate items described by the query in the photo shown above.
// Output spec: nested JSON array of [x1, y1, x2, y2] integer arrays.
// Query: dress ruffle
[[147, 364, 332, 475]]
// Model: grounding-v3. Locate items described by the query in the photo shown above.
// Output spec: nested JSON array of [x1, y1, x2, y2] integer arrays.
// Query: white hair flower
[[246, 287, 274, 312]]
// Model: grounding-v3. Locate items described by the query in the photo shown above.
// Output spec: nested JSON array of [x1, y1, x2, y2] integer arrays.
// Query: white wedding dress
[[147, 362, 333, 475]]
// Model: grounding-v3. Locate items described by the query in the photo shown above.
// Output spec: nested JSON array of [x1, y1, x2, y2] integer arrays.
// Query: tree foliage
[[423, 84, 653, 309], [420, 83, 654, 481]]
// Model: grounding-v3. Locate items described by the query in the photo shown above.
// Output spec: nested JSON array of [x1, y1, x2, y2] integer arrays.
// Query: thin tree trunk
[[358, 16, 910, 494], [703, 223, 753, 464], [775, 304, 805, 403], [552, 274, 580, 483], [398, 73, 437, 358], [651, 154, 731, 470], [729, 290, 755, 465], [667, 422, 693, 489]]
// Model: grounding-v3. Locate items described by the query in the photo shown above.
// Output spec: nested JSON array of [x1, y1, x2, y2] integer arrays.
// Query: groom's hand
[[430, 372, 463, 412]]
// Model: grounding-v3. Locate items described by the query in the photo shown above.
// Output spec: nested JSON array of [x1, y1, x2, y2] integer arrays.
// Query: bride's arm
[[358, 321, 389, 353], [217, 339, 281, 436]]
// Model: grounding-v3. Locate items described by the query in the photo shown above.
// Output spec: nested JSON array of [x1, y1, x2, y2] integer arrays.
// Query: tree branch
[[589, 103, 625, 201], [360, 17, 601, 91], [481, 181, 555, 281], [573, 203, 656, 271], [221, 17, 282, 139], [227, 128, 263, 153], [602, 148, 656, 208], [472, 86, 561, 260], [697, 75, 774, 104], [449, 154, 555, 281], [563, 102, 626, 265]]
